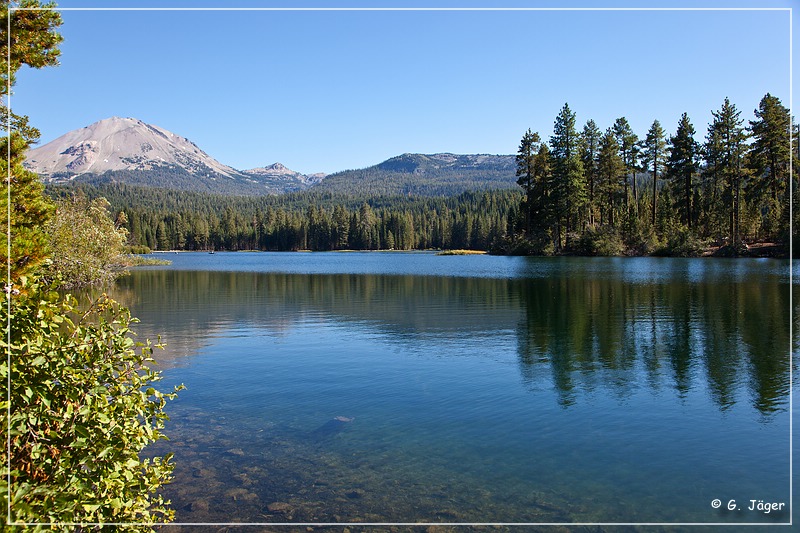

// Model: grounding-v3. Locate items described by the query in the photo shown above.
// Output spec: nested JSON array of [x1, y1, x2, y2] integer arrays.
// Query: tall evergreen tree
[[793, 121, 800, 255], [515, 129, 541, 235], [596, 129, 625, 227], [0, 1, 63, 288], [332, 204, 350, 249], [357, 202, 376, 249], [612, 117, 640, 212], [580, 119, 602, 226], [642, 119, 667, 227], [701, 123, 725, 237], [666, 113, 700, 229], [748, 93, 790, 239], [529, 143, 553, 242], [709, 97, 749, 243], [550, 103, 586, 249]]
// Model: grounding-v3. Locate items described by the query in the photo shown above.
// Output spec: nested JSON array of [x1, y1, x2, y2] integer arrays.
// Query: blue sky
[[13, 1, 795, 175]]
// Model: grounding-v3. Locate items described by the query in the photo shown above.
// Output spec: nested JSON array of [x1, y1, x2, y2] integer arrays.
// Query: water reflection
[[112, 263, 793, 416], [513, 266, 791, 414]]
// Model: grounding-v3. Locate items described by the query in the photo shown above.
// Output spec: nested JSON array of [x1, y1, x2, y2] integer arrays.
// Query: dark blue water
[[116, 252, 793, 527]]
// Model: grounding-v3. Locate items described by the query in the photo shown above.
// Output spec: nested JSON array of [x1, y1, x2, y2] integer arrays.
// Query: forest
[[47, 184, 520, 253], [511, 94, 795, 256], [47, 93, 794, 257]]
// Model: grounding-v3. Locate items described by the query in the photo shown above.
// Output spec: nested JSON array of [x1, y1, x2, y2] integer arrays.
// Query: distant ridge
[[311, 152, 517, 196]]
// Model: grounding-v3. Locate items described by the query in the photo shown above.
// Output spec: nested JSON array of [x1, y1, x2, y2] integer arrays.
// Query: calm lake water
[[111, 252, 794, 529]]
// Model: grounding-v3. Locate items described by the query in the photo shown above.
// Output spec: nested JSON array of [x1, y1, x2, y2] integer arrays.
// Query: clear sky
[[12, 1, 796, 175]]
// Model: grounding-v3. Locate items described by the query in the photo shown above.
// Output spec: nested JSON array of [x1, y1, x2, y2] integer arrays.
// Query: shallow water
[[112, 252, 794, 528]]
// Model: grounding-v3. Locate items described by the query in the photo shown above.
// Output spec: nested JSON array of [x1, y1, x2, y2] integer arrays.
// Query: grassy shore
[[125, 255, 172, 266], [436, 249, 488, 256]]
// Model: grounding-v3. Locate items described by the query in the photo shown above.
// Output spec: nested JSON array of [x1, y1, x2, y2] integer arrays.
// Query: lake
[[111, 252, 794, 528]]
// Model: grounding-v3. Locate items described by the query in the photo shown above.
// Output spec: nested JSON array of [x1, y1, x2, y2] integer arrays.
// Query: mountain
[[25, 117, 320, 195], [26, 117, 239, 178], [311, 153, 517, 196], [27, 118, 517, 197], [242, 162, 326, 193]]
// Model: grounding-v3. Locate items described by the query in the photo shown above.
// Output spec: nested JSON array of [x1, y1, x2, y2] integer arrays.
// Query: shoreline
[[145, 246, 789, 259]]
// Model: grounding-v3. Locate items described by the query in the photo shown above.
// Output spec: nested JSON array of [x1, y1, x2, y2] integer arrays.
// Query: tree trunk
[[624, 173, 629, 210], [685, 173, 692, 229], [609, 191, 615, 227], [651, 164, 657, 227]]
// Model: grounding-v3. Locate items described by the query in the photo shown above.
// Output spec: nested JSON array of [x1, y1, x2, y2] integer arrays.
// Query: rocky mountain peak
[[243, 162, 298, 176], [25, 117, 239, 179]]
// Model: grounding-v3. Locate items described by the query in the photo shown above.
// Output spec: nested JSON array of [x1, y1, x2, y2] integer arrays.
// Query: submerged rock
[[266, 501, 292, 513], [310, 416, 355, 440], [225, 488, 258, 502], [191, 468, 215, 479], [187, 499, 209, 512]]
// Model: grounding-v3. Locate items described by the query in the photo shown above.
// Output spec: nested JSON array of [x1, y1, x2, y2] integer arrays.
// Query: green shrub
[[1, 282, 182, 530], [125, 245, 152, 255], [655, 227, 706, 257], [44, 196, 129, 289], [625, 227, 661, 256], [575, 226, 625, 256], [507, 231, 555, 256]]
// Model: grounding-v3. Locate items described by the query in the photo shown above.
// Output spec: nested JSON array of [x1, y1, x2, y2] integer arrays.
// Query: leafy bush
[[44, 196, 129, 288], [125, 245, 152, 255], [574, 226, 625, 256], [654, 227, 706, 257], [624, 227, 661, 256], [498, 233, 555, 256], [1, 283, 182, 529]]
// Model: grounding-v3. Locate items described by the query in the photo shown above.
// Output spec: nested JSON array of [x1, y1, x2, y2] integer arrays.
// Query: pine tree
[[357, 202, 376, 249], [515, 129, 541, 235], [581, 119, 602, 226], [528, 143, 553, 246], [793, 121, 800, 255], [332, 204, 350, 249], [748, 93, 790, 239], [550, 103, 586, 249], [596, 129, 625, 227], [701, 123, 725, 238], [156, 220, 169, 250], [612, 117, 640, 212], [0, 1, 63, 288], [666, 113, 700, 229], [642, 119, 667, 228], [709, 97, 749, 244]]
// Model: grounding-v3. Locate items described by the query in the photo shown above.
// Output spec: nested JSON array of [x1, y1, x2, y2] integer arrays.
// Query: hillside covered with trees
[[48, 184, 519, 252], [313, 153, 516, 197]]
